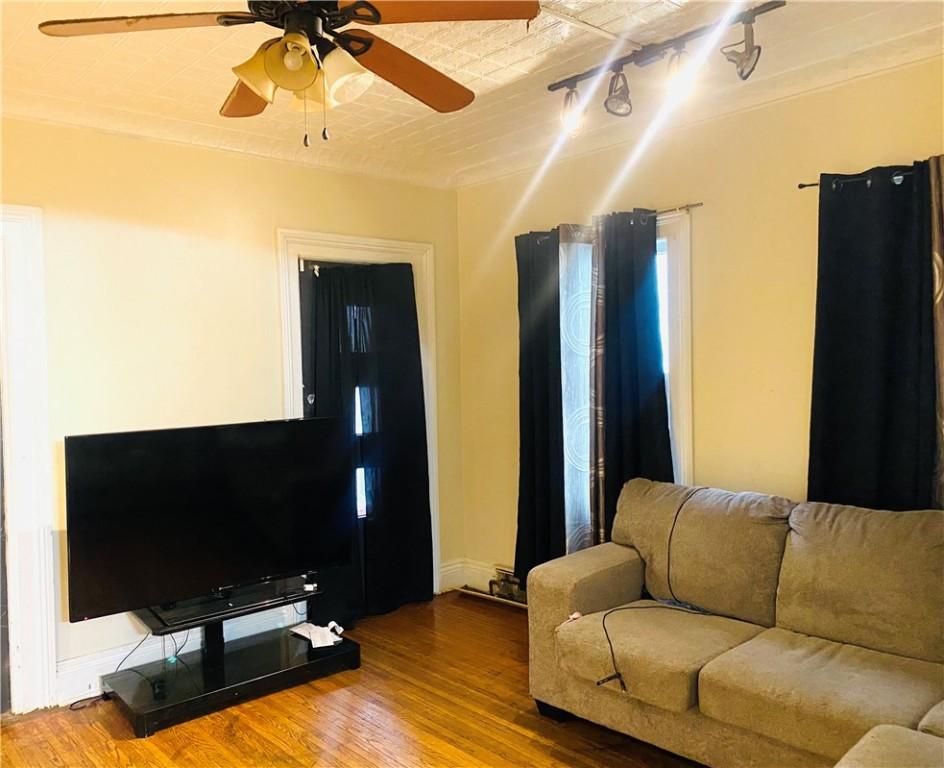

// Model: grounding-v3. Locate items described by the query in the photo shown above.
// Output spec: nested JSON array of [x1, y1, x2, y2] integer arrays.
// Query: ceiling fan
[[38, 1, 541, 117]]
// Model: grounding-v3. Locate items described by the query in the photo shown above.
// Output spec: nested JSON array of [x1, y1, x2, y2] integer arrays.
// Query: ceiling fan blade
[[336, 30, 473, 113], [339, 0, 540, 24], [39, 12, 257, 37], [220, 80, 269, 118]]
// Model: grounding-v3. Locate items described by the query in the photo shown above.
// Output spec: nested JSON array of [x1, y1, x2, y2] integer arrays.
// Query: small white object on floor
[[290, 621, 344, 648]]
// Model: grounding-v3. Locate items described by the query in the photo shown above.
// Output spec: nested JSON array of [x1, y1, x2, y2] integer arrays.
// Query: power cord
[[595, 487, 708, 692], [115, 632, 150, 672], [70, 631, 152, 711], [596, 601, 709, 691]]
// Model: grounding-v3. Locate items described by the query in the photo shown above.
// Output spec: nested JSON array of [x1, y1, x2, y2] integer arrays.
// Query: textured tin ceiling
[[2, 1, 942, 187]]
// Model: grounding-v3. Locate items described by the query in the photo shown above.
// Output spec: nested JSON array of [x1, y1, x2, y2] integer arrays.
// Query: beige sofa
[[528, 479, 944, 768]]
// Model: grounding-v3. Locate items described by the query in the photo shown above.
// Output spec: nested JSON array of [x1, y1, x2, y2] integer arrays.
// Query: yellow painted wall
[[456, 58, 944, 573], [3, 56, 942, 666], [1, 118, 462, 661]]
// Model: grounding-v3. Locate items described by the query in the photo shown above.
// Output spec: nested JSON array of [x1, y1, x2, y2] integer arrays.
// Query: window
[[656, 237, 670, 374], [559, 234, 594, 553], [557, 215, 693, 550], [655, 214, 693, 485], [354, 386, 367, 518], [355, 467, 368, 519], [354, 385, 364, 436]]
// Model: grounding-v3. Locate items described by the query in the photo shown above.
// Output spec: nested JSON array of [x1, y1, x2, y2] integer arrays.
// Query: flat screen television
[[65, 417, 356, 622]]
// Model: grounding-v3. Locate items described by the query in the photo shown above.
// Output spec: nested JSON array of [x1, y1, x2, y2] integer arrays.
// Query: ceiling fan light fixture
[[232, 39, 279, 103], [323, 46, 375, 105], [603, 69, 632, 117], [722, 21, 762, 81], [264, 31, 318, 91], [291, 70, 335, 111], [290, 44, 375, 111]]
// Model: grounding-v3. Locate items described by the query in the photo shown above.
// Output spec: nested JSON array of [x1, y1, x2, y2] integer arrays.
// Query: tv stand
[[144, 576, 320, 630], [101, 583, 360, 737]]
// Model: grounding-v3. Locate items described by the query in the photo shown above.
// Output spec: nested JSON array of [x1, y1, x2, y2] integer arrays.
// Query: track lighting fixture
[[560, 86, 584, 136], [603, 69, 632, 117], [665, 45, 689, 84], [664, 44, 699, 100], [721, 20, 762, 81], [546, 1, 784, 122]]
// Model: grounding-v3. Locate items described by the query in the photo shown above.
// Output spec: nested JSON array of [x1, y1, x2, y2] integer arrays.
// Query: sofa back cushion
[[612, 478, 795, 626], [777, 502, 944, 662]]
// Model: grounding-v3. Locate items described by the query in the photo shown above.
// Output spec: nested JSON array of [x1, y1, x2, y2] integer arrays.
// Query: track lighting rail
[[547, 0, 785, 93]]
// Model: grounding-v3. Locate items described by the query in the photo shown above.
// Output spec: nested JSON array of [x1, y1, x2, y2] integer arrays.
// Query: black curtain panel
[[809, 162, 936, 511], [514, 230, 566, 587], [363, 264, 433, 612], [301, 262, 433, 617], [300, 264, 365, 626], [599, 210, 674, 538]]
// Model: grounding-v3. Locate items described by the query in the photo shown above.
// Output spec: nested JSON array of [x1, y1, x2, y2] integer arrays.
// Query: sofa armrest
[[527, 542, 644, 703]]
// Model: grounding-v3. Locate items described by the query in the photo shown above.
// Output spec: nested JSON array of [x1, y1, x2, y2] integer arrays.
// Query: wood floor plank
[[0, 593, 697, 768]]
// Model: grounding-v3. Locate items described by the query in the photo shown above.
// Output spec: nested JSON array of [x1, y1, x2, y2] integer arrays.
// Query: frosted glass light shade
[[322, 47, 374, 105], [232, 39, 279, 103]]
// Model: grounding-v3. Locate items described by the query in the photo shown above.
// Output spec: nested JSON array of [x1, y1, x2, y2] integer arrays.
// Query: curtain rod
[[536, 203, 703, 240], [797, 170, 914, 190], [657, 202, 704, 215]]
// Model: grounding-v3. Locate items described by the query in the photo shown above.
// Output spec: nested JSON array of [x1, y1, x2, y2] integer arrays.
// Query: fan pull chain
[[303, 95, 310, 147], [321, 69, 329, 141]]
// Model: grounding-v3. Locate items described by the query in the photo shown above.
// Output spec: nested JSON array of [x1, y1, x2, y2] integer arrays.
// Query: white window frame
[[656, 211, 695, 485], [276, 229, 441, 592], [1, 205, 58, 712]]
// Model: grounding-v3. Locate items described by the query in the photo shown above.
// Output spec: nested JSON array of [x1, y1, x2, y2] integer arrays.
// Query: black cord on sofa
[[596, 488, 709, 692], [596, 602, 710, 690]]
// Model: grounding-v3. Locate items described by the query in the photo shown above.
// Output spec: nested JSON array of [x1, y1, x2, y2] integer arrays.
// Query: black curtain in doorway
[[808, 163, 936, 510], [598, 210, 674, 538], [300, 263, 433, 616], [514, 230, 566, 588]]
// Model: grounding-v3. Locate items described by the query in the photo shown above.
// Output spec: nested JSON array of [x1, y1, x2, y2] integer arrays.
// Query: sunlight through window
[[656, 238, 670, 375]]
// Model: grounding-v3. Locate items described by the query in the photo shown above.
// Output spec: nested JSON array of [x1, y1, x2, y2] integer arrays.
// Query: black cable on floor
[[68, 693, 107, 711]]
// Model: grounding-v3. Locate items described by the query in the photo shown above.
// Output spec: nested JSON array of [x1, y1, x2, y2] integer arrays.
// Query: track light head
[[666, 45, 687, 73], [722, 21, 762, 81], [603, 69, 632, 117], [664, 45, 697, 97], [560, 86, 584, 136]]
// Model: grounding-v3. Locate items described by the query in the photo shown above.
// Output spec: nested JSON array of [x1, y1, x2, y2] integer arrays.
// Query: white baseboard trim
[[54, 603, 304, 707], [438, 559, 500, 593]]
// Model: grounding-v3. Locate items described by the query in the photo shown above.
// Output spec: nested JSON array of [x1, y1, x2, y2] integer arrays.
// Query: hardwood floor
[[1, 593, 697, 768]]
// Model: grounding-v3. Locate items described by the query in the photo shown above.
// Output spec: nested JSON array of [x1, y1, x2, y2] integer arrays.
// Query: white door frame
[[1, 205, 57, 712], [276, 229, 441, 593]]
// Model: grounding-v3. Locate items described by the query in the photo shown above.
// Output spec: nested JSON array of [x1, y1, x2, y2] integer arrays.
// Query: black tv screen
[[65, 417, 356, 622]]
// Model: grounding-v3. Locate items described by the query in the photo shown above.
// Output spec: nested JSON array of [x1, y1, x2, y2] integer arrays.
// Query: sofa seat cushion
[[554, 599, 763, 713], [834, 725, 944, 768], [699, 627, 944, 760]]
